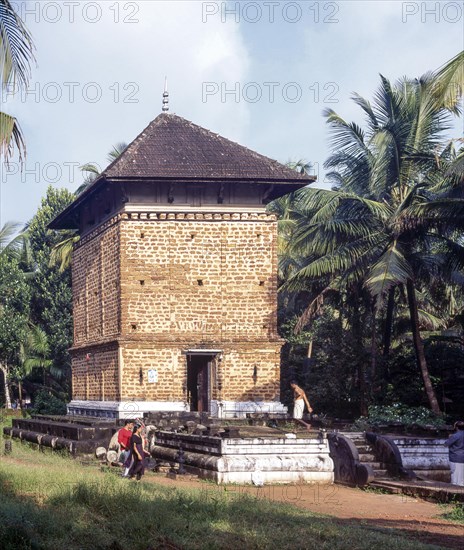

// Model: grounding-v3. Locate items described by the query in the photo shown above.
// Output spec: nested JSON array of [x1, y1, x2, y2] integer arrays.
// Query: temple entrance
[[186, 352, 218, 412]]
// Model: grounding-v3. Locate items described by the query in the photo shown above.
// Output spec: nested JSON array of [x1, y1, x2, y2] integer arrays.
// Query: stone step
[[369, 479, 464, 501], [349, 441, 367, 448], [354, 444, 372, 453], [359, 455, 381, 468], [339, 434, 366, 442], [357, 450, 376, 456], [360, 460, 383, 469], [373, 469, 388, 478]]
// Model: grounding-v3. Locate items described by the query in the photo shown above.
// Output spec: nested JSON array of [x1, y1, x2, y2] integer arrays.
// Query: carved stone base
[[67, 400, 188, 419], [153, 431, 334, 484]]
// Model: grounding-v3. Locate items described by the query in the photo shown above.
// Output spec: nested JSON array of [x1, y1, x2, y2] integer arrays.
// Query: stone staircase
[[343, 431, 389, 480], [339, 431, 464, 502], [328, 430, 393, 485]]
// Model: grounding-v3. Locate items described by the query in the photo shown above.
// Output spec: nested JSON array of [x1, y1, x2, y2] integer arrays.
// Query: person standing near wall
[[445, 421, 464, 486]]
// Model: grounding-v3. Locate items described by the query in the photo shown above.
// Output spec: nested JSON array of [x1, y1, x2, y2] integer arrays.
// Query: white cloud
[[290, 0, 464, 189], [1, 0, 250, 225], [0, 0, 462, 223]]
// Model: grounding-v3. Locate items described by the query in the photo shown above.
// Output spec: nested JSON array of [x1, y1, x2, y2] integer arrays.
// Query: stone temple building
[[50, 108, 313, 418]]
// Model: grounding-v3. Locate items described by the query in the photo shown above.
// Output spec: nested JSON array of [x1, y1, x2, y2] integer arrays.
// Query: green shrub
[[440, 502, 464, 523], [31, 390, 67, 416], [353, 403, 447, 430]]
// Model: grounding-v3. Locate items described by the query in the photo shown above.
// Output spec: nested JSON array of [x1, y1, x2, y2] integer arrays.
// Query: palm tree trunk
[[370, 302, 378, 394], [351, 298, 368, 415], [383, 288, 395, 358], [307, 340, 313, 360], [406, 280, 441, 413], [0, 363, 12, 409]]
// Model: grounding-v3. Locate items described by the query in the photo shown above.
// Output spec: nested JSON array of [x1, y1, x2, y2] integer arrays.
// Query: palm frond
[[21, 324, 52, 376], [79, 162, 101, 188], [397, 199, 464, 232], [0, 110, 25, 161], [432, 50, 464, 113], [364, 242, 412, 297], [23, 356, 53, 375], [294, 282, 339, 334], [352, 92, 379, 130], [107, 142, 128, 163], [282, 235, 383, 292], [373, 75, 399, 126], [0, 219, 20, 248], [323, 108, 368, 160], [50, 233, 80, 272], [445, 147, 464, 180], [0, 221, 30, 261], [286, 159, 313, 176], [0, 0, 35, 89], [417, 309, 447, 331], [296, 188, 392, 225]]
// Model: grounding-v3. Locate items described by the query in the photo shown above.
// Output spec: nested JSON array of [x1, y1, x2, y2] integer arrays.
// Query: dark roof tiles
[[99, 113, 311, 183], [48, 112, 314, 229]]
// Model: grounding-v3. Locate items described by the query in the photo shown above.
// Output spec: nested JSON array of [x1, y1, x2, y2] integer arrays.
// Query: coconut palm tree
[[431, 50, 463, 113], [49, 233, 80, 273], [0, 220, 21, 252], [20, 324, 53, 386], [282, 56, 464, 413], [76, 141, 128, 195], [0, 0, 35, 162]]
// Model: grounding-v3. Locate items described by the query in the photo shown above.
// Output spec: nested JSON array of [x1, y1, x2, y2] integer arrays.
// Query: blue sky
[[0, 0, 463, 226]]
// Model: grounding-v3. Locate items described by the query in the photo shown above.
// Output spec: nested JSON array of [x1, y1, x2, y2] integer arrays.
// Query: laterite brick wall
[[72, 222, 120, 345], [119, 215, 278, 342], [71, 345, 119, 401], [71, 210, 283, 404]]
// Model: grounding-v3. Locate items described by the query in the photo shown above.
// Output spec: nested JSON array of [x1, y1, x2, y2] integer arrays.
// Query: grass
[[0, 413, 448, 550], [362, 485, 392, 495], [439, 501, 464, 524]]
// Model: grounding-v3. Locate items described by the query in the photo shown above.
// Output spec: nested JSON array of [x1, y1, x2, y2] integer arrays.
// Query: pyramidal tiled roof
[[49, 112, 314, 230], [98, 113, 311, 183]]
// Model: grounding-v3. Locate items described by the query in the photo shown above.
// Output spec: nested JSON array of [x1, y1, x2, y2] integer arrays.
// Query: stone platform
[[3, 415, 116, 455], [391, 436, 450, 481], [4, 414, 335, 485], [152, 426, 334, 484]]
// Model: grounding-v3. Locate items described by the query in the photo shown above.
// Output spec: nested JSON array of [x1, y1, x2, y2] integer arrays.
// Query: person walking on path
[[290, 381, 313, 420], [445, 421, 464, 486], [128, 423, 150, 481], [117, 419, 134, 477]]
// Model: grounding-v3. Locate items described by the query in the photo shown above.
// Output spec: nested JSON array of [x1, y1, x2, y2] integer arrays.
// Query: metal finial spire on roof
[[162, 77, 169, 112]]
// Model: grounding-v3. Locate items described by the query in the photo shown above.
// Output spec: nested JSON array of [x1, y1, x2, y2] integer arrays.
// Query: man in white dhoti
[[290, 381, 312, 420]]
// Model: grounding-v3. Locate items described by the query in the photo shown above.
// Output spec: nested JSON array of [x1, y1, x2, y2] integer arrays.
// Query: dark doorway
[[187, 354, 214, 412]]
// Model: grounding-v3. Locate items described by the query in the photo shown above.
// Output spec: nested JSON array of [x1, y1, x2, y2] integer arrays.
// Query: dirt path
[[2, 455, 463, 549], [146, 473, 464, 549]]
